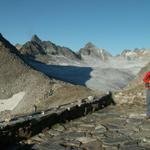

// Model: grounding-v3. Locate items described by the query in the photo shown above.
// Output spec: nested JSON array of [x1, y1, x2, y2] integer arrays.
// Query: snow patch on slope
[[0, 92, 25, 112]]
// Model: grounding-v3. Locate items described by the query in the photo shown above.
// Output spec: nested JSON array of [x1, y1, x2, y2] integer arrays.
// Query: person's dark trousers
[[147, 89, 150, 116]]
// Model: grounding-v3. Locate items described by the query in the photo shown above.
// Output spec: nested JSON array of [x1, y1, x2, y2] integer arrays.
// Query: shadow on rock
[[24, 58, 93, 86], [3, 143, 34, 150]]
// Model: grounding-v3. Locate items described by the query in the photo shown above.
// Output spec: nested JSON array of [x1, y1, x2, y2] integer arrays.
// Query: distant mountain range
[[16, 34, 150, 63], [119, 48, 150, 60], [1, 33, 150, 92], [12, 34, 150, 91], [18, 34, 80, 61]]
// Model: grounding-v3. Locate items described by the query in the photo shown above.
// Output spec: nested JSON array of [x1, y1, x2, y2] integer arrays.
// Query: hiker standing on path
[[143, 71, 150, 119]]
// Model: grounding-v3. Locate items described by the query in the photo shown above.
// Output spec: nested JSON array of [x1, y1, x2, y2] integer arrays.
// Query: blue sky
[[0, 0, 150, 55]]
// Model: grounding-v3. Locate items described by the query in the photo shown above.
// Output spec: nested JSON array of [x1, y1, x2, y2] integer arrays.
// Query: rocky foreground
[[6, 100, 150, 150]]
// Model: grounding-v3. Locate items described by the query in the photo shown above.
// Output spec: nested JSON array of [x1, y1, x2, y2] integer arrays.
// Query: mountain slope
[[114, 61, 150, 105], [0, 34, 95, 117], [125, 61, 150, 90]]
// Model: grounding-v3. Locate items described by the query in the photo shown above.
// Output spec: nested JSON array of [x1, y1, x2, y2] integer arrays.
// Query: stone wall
[[0, 93, 114, 145]]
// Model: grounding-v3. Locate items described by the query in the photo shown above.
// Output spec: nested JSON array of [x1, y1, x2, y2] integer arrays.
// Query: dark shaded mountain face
[[79, 42, 112, 60], [0, 33, 20, 55], [20, 35, 80, 60], [31, 34, 42, 45]]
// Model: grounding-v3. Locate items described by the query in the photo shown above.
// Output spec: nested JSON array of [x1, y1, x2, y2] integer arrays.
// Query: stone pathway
[[8, 104, 150, 150]]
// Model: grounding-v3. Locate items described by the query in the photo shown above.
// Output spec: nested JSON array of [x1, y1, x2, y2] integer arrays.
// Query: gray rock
[[51, 123, 65, 132]]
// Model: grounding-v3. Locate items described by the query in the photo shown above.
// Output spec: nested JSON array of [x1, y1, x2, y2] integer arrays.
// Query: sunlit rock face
[[119, 48, 150, 60], [19, 34, 80, 61], [79, 42, 112, 61]]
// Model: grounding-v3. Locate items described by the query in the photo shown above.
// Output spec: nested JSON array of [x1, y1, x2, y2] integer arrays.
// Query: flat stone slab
[[76, 137, 97, 144]]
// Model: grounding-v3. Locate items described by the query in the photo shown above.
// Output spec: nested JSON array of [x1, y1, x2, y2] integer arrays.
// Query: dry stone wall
[[0, 93, 113, 145]]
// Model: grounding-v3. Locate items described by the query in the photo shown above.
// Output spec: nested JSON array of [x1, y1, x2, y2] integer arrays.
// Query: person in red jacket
[[143, 71, 150, 119]]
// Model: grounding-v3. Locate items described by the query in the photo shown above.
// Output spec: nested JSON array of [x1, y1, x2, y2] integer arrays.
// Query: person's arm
[[143, 71, 150, 83]]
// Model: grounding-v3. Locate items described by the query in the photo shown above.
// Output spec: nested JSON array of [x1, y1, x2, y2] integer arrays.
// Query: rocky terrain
[[0, 33, 150, 150], [114, 61, 150, 106], [8, 103, 150, 150], [0, 34, 97, 119], [126, 62, 150, 90]]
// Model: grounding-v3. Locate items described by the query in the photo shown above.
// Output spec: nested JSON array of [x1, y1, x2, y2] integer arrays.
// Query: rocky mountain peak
[[79, 42, 112, 60], [19, 35, 80, 61], [84, 42, 96, 49], [31, 34, 42, 44], [121, 49, 132, 55]]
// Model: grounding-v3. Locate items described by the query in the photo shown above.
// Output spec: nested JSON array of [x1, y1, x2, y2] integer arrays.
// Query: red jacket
[[143, 71, 150, 89]]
